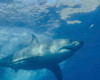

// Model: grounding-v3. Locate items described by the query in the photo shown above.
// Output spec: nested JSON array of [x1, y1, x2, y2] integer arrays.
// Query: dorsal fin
[[47, 64, 62, 80], [29, 34, 38, 45], [19, 34, 38, 48]]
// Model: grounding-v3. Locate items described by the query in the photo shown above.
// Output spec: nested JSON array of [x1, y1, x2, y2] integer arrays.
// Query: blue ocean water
[[55, 5, 100, 80], [0, 0, 100, 80]]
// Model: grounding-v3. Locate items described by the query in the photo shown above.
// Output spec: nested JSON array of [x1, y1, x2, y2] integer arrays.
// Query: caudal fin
[[0, 67, 6, 79]]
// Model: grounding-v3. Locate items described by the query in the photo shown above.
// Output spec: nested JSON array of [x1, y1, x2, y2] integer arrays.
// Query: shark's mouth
[[61, 46, 73, 51], [60, 46, 74, 52], [59, 46, 73, 54]]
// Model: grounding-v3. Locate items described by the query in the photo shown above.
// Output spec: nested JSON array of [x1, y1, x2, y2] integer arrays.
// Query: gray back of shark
[[0, 35, 83, 80]]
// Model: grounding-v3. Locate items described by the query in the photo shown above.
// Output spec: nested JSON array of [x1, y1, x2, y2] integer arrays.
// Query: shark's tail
[[0, 66, 7, 80], [0, 58, 8, 79]]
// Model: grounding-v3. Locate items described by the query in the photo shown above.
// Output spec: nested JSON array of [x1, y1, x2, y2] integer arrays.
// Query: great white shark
[[0, 35, 83, 80]]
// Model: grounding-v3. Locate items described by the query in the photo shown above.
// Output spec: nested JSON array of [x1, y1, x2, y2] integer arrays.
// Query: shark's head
[[49, 39, 83, 63], [50, 39, 83, 53]]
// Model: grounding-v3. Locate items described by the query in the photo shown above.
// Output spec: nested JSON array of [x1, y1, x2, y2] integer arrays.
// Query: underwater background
[[0, 0, 100, 80]]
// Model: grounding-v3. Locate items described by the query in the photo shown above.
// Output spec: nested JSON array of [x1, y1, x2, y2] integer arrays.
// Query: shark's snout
[[70, 41, 83, 51]]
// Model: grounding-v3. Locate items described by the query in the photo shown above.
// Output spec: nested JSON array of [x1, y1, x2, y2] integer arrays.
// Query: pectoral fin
[[47, 64, 62, 80]]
